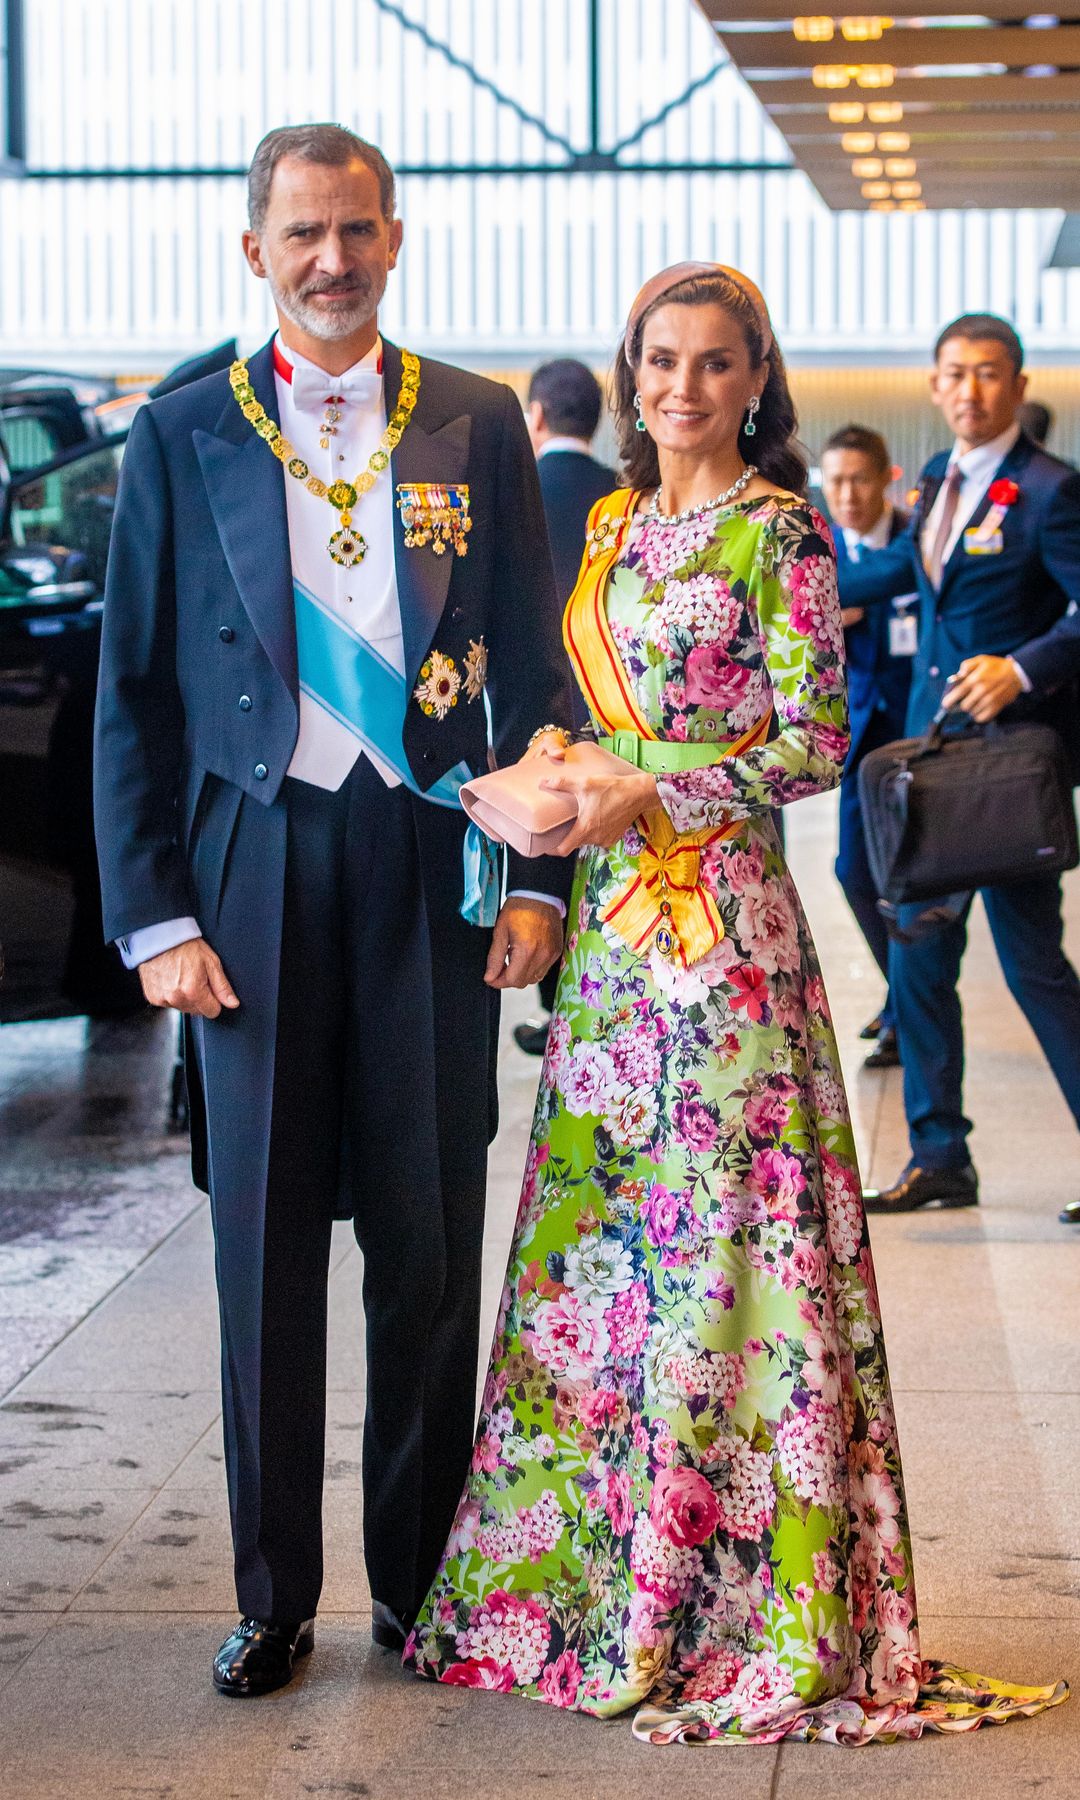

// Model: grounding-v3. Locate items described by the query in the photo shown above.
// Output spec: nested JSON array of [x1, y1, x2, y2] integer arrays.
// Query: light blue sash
[[294, 578, 499, 925]]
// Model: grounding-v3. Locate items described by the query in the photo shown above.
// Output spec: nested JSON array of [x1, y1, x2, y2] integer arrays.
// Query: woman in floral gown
[[404, 264, 1067, 1744]]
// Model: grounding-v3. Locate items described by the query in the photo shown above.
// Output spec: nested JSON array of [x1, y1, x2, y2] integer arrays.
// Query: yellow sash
[[563, 489, 770, 969]]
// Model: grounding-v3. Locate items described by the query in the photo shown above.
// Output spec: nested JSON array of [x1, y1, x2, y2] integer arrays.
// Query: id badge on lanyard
[[888, 595, 918, 658]]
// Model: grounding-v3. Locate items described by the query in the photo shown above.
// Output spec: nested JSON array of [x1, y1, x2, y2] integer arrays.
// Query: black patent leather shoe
[[859, 1014, 883, 1041], [513, 1019, 550, 1057], [212, 1616, 315, 1697], [1059, 1200, 1080, 1226], [863, 1026, 901, 1070], [371, 1599, 413, 1651], [863, 1163, 979, 1215]]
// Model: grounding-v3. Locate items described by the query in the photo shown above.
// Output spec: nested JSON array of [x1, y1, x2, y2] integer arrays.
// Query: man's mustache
[[300, 274, 369, 300]]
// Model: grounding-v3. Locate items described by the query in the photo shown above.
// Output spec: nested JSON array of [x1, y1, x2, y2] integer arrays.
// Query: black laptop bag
[[857, 714, 1078, 929]]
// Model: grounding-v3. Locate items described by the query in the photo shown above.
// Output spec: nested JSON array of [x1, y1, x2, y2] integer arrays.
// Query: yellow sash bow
[[563, 489, 770, 969]]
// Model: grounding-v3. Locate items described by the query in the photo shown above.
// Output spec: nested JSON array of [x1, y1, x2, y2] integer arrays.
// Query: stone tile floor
[[1, 790, 1078, 1797]]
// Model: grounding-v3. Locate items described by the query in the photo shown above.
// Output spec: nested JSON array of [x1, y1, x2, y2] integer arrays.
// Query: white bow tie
[[287, 364, 383, 415]]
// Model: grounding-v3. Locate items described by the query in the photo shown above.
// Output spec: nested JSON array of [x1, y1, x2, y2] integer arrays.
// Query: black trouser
[[196, 758, 492, 1624]]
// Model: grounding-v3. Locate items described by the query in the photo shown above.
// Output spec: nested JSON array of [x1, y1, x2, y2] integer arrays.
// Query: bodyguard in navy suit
[[821, 425, 914, 1067], [94, 127, 575, 1696], [838, 315, 1080, 1221]]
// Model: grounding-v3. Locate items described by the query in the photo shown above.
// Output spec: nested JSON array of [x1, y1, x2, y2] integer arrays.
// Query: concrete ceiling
[[696, 6, 1080, 211]]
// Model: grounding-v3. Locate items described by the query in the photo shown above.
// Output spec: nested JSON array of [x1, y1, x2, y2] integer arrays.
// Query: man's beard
[[268, 266, 385, 342]]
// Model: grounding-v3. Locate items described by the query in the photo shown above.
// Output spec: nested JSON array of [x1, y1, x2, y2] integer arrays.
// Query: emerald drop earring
[[634, 392, 647, 434]]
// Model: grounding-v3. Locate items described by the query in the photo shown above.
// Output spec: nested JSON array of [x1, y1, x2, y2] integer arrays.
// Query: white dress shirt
[[278, 334, 404, 792]]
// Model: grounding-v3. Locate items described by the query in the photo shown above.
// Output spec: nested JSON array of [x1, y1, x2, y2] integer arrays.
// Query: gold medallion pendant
[[229, 350, 421, 561]]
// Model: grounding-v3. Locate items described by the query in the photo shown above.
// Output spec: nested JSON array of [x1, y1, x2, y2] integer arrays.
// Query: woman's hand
[[523, 727, 572, 761], [538, 742, 658, 854]]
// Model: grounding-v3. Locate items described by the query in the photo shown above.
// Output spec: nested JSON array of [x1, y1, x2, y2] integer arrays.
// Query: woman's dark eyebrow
[[645, 341, 739, 357]]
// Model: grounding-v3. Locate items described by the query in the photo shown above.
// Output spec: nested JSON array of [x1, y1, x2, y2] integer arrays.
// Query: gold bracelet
[[526, 723, 572, 751]]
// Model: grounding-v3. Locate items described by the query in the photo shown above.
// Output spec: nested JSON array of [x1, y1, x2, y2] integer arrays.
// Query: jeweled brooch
[[413, 649, 461, 720], [463, 637, 488, 703]]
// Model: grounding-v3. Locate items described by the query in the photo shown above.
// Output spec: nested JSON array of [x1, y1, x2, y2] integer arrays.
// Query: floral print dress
[[405, 496, 1066, 1745]]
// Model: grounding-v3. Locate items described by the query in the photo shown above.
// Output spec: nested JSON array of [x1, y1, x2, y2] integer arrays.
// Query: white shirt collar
[[273, 330, 383, 384], [537, 435, 594, 459], [949, 421, 1021, 485], [842, 502, 892, 555]]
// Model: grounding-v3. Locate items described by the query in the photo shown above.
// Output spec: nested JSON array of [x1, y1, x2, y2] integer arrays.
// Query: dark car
[[0, 435, 140, 1021], [0, 342, 240, 1025]]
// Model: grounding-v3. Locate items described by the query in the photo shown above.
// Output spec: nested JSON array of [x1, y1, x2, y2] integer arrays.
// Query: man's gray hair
[[247, 124, 396, 231]]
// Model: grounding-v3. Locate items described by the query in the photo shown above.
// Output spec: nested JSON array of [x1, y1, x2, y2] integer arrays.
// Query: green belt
[[599, 729, 732, 772]]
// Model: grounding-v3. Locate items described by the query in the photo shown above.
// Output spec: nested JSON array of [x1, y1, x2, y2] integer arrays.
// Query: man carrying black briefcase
[[838, 313, 1080, 1223]]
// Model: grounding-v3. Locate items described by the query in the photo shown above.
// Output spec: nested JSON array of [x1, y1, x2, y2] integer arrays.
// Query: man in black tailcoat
[[94, 125, 574, 1695]]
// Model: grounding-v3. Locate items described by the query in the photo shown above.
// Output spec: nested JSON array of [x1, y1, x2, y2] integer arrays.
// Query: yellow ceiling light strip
[[841, 17, 893, 43], [828, 100, 865, 122], [841, 131, 876, 153], [867, 100, 903, 123], [813, 63, 895, 88], [793, 17, 834, 42]]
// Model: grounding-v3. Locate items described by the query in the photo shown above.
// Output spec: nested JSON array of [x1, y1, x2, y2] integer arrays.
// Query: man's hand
[[941, 654, 1023, 724], [139, 938, 240, 1018], [841, 606, 865, 629], [484, 897, 564, 991]]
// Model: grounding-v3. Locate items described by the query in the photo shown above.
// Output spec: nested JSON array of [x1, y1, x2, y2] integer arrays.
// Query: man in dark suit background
[[821, 424, 914, 1070], [514, 359, 617, 1055], [94, 125, 575, 1697], [526, 359, 617, 637], [838, 314, 1080, 1222]]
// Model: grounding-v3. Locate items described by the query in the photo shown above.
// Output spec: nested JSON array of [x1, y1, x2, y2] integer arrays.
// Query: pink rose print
[[747, 1147, 805, 1214], [441, 1657, 516, 1691], [526, 1292, 609, 1380], [649, 1466, 722, 1549], [540, 1648, 584, 1709], [684, 644, 754, 709]]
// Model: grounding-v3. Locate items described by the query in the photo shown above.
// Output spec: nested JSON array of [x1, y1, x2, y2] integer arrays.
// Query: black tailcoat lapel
[[383, 338, 472, 685], [194, 340, 298, 702]]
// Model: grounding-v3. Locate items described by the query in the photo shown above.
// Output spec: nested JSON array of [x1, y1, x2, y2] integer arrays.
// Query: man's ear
[[242, 230, 268, 280], [387, 217, 404, 270], [928, 367, 943, 412]]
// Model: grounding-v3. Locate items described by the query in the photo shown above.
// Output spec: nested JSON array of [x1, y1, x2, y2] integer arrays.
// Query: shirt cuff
[[1008, 656, 1032, 694], [506, 889, 567, 920], [118, 917, 202, 970]]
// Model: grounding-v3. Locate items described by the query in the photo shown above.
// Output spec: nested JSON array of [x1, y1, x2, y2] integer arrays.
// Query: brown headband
[[623, 261, 774, 365]]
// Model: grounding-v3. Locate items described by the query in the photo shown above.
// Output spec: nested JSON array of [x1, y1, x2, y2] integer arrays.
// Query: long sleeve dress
[[404, 494, 1066, 1745]]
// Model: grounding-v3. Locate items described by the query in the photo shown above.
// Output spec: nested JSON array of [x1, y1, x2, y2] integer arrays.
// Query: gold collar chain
[[229, 350, 421, 566]]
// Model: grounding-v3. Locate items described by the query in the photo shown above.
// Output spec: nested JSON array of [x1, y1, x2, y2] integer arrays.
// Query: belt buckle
[[611, 729, 639, 766]]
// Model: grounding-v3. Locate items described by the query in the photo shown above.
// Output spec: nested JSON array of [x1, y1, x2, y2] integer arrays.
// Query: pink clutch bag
[[459, 758, 577, 857]]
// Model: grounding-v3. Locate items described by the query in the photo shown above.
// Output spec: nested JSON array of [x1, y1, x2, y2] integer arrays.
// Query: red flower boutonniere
[[988, 477, 1019, 508]]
